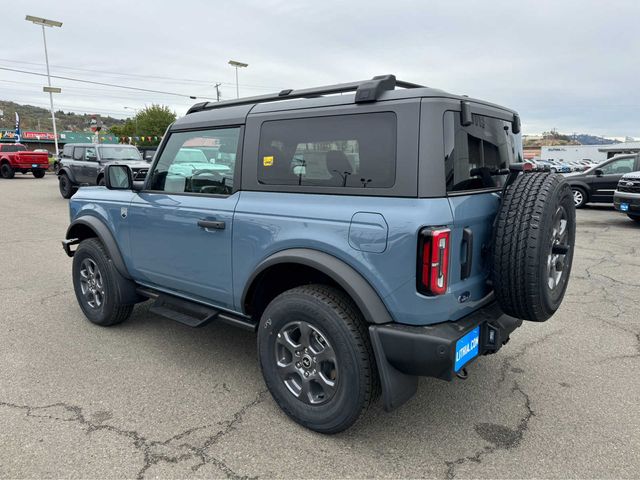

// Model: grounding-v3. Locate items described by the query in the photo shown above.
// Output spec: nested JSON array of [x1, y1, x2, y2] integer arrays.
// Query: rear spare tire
[[492, 173, 576, 322]]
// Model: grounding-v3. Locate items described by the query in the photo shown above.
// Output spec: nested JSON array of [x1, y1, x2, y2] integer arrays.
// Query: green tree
[[109, 119, 135, 138], [133, 104, 176, 145]]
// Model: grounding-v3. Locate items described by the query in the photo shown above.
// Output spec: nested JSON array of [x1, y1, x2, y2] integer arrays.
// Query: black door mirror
[[105, 164, 133, 190], [594, 169, 604, 177]]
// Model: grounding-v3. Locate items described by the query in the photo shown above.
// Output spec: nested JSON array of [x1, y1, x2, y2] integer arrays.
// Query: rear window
[[257, 113, 397, 189], [443, 111, 522, 193], [1, 145, 26, 152]]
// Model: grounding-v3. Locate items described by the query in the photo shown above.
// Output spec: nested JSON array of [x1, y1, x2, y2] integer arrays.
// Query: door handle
[[198, 219, 225, 230], [461, 227, 473, 280]]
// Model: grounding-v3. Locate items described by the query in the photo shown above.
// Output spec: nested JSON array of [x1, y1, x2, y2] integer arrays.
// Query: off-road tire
[[58, 173, 75, 199], [571, 186, 587, 208], [628, 214, 640, 223], [493, 173, 576, 322], [257, 284, 379, 434], [1, 163, 15, 179], [72, 238, 134, 326], [32, 169, 46, 178]]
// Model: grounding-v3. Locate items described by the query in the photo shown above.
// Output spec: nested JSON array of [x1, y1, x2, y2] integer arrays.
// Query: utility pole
[[214, 83, 221, 102]]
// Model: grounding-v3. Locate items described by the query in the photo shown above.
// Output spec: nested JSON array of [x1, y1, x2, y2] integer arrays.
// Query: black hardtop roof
[[63, 143, 138, 147], [177, 74, 517, 128]]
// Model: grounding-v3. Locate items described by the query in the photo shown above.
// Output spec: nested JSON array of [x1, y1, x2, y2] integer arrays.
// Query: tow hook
[[456, 367, 469, 380]]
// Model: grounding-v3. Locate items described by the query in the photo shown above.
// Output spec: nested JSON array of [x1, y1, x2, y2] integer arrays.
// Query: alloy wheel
[[275, 321, 338, 405], [547, 206, 570, 290], [79, 258, 105, 309]]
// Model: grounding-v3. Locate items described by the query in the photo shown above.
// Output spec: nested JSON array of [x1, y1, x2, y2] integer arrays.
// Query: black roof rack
[[187, 74, 424, 114]]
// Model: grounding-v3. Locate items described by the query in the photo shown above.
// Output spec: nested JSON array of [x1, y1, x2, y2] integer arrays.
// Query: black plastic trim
[[369, 302, 523, 411], [242, 248, 394, 325]]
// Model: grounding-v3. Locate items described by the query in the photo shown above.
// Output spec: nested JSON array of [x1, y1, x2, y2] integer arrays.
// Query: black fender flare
[[57, 166, 78, 184], [567, 179, 590, 195], [66, 216, 131, 280], [242, 248, 393, 324]]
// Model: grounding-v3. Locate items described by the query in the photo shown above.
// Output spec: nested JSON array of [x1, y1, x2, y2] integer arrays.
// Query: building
[[598, 141, 640, 159], [0, 129, 119, 153], [540, 144, 609, 163]]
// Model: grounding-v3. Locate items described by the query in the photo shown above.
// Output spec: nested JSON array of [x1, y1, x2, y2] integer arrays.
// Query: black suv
[[566, 154, 639, 208], [57, 143, 149, 199]]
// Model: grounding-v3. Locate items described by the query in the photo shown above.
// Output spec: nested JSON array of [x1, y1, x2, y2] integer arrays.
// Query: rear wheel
[[572, 187, 587, 208], [257, 284, 378, 434], [58, 173, 75, 199], [33, 169, 46, 178], [0, 163, 15, 179], [493, 173, 576, 322], [628, 214, 640, 223], [72, 238, 134, 326]]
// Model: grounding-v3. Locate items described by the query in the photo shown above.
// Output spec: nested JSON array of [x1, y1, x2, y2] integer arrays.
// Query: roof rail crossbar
[[187, 75, 424, 114]]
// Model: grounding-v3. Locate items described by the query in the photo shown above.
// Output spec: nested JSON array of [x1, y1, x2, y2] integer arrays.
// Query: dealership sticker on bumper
[[454, 326, 480, 372], [620, 203, 629, 212]]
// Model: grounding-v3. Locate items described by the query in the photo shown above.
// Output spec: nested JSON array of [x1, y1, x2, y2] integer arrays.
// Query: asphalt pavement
[[1, 175, 638, 479]]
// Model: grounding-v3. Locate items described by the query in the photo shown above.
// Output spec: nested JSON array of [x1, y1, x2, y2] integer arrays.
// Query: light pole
[[123, 106, 139, 133], [26, 15, 62, 157], [228, 60, 248, 99]]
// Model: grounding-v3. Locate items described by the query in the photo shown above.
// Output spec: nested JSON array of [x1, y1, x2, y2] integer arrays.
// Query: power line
[[0, 66, 215, 100], [0, 57, 281, 90]]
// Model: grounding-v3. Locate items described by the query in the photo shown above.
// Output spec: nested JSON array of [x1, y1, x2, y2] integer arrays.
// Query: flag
[[14, 112, 21, 143]]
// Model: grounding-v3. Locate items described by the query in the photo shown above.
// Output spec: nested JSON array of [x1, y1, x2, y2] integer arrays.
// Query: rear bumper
[[369, 301, 522, 411], [13, 163, 48, 170], [614, 191, 640, 213]]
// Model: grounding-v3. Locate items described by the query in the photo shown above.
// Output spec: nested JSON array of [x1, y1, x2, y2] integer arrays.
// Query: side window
[[72, 147, 84, 161], [599, 158, 635, 175], [62, 145, 74, 157], [85, 147, 97, 161], [257, 113, 397, 189], [148, 128, 240, 195], [443, 111, 522, 193]]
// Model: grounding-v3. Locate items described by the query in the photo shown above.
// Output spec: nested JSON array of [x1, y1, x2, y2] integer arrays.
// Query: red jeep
[[0, 144, 50, 179]]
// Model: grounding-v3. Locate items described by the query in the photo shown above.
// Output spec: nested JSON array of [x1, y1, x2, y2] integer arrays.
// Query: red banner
[[21, 131, 58, 140]]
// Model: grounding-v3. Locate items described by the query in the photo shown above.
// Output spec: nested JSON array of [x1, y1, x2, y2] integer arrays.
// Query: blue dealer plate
[[620, 203, 629, 212], [31, 164, 39, 168], [454, 326, 480, 372]]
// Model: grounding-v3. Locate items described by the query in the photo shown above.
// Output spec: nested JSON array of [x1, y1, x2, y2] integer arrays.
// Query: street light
[[228, 60, 248, 99], [124, 106, 139, 133], [26, 15, 62, 157]]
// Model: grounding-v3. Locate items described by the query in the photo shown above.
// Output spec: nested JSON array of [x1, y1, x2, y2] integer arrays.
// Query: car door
[[590, 156, 637, 202], [127, 126, 242, 309], [71, 147, 86, 183], [83, 146, 99, 184]]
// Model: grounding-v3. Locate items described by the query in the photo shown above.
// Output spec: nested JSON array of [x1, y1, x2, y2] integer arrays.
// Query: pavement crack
[[444, 382, 535, 479], [0, 390, 269, 479]]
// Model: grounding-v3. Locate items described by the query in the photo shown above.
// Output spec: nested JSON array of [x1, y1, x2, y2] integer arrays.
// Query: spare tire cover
[[492, 173, 576, 322]]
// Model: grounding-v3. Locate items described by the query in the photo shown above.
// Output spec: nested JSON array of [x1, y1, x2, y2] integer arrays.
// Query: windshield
[[174, 148, 209, 164], [98, 146, 142, 162], [2, 145, 27, 152]]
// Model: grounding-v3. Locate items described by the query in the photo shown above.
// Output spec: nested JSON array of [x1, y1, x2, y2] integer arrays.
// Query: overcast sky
[[2, 0, 639, 137]]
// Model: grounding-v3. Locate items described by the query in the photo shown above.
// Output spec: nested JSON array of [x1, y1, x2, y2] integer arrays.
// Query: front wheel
[[33, 169, 46, 178], [58, 173, 75, 199], [72, 238, 134, 326], [0, 163, 15, 179], [257, 285, 378, 434]]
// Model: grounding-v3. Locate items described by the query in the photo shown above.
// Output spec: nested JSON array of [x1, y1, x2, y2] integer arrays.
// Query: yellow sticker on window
[[263, 156, 274, 167]]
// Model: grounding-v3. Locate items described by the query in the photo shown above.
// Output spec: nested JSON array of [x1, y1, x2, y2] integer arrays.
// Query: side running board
[[136, 287, 257, 331]]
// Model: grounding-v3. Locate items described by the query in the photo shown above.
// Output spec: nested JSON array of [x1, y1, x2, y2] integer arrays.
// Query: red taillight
[[418, 228, 450, 295]]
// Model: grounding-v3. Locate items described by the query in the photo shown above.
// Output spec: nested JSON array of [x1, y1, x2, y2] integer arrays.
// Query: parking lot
[[1, 175, 638, 479]]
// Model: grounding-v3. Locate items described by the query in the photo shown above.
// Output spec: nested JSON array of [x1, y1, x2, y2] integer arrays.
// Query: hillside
[[0, 100, 125, 133]]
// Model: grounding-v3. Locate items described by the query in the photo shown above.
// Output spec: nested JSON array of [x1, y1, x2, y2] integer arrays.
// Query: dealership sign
[[0, 130, 58, 141]]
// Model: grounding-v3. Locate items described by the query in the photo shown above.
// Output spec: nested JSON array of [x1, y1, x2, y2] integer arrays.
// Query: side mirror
[[105, 164, 133, 190], [594, 169, 604, 177]]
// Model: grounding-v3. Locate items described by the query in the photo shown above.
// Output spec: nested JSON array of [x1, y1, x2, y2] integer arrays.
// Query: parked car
[[137, 146, 157, 162], [613, 171, 640, 223], [0, 143, 49, 179], [61, 75, 575, 433], [56, 143, 149, 199], [566, 154, 639, 208]]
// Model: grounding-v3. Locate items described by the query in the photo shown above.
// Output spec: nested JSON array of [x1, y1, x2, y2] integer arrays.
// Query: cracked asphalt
[[1, 175, 639, 479]]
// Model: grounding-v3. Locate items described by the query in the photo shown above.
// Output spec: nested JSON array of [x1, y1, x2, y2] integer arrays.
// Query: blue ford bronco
[[62, 75, 576, 433]]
